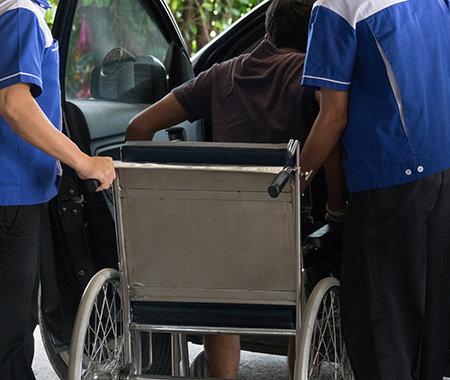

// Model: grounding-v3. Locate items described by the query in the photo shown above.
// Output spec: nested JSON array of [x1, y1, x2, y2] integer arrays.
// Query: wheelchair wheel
[[68, 268, 125, 380], [297, 277, 353, 380]]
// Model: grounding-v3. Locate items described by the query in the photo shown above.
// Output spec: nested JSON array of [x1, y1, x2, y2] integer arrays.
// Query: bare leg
[[203, 334, 240, 378]]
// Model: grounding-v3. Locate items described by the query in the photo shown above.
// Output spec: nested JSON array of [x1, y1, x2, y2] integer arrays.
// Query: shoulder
[[253, 40, 305, 64], [0, 0, 53, 47], [193, 55, 244, 86], [214, 53, 247, 71], [313, 0, 408, 29], [1, 0, 44, 16]]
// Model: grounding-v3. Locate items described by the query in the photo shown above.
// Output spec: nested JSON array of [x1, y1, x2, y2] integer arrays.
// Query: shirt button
[[405, 169, 412, 175], [417, 166, 424, 173]]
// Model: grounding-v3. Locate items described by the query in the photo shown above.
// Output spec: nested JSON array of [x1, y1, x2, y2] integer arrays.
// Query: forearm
[[126, 93, 190, 141], [0, 83, 90, 172], [126, 109, 159, 141], [300, 88, 349, 193], [299, 116, 345, 193], [0, 83, 115, 191], [323, 142, 347, 211]]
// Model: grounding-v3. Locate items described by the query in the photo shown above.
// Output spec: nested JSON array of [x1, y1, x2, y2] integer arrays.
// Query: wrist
[[325, 201, 348, 223], [71, 151, 92, 177], [326, 201, 348, 216]]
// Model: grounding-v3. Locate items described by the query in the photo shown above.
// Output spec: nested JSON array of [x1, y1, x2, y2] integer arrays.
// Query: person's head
[[265, 0, 312, 53]]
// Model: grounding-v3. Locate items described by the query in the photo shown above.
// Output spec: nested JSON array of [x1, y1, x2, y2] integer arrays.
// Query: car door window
[[66, 0, 170, 104]]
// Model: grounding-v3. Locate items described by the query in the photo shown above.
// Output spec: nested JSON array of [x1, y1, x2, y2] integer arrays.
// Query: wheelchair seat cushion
[[121, 141, 294, 167]]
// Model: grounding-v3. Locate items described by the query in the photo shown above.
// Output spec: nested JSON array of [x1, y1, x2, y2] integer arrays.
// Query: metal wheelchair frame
[[68, 141, 352, 380]]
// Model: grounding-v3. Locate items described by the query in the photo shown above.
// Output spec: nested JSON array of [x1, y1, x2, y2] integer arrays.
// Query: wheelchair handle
[[268, 167, 292, 198], [85, 179, 101, 192]]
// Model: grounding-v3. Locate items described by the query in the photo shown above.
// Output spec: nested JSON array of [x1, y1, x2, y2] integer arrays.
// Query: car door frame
[[39, 0, 196, 375]]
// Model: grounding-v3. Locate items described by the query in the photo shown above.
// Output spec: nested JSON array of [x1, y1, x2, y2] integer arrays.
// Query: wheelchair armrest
[[302, 222, 343, 272], [303, 222, 343, 252]]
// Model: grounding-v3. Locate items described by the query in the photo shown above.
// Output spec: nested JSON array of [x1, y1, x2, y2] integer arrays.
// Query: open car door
[[39, 0, 201, 377]]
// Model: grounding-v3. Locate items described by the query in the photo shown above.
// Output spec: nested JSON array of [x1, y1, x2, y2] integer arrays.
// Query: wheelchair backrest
[[113, 141, 301, 307]]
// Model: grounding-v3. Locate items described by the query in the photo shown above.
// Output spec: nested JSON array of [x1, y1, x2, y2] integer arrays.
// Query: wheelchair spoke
[[307, 288, 351, 380], [80, 278, 125, 379]]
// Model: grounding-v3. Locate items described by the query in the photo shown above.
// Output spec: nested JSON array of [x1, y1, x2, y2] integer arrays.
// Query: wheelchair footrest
[[131, 301, 295, 330]]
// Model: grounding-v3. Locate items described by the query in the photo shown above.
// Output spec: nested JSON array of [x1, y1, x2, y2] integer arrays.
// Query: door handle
[[166, 127, 187, 141]]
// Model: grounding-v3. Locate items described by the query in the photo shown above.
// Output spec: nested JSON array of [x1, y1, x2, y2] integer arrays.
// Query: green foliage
[[45, 0, 264, 55], [169, 0, 265, 54], [45, 0, 59, 29]]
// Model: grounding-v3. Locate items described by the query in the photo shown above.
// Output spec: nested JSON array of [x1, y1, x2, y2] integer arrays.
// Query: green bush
[[45, 0, 264, 55]]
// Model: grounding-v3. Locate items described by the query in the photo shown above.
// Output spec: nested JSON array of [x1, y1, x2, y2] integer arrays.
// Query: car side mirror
[[90, 47, 168, 103]]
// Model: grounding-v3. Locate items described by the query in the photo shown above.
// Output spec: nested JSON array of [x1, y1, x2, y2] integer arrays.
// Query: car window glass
[[66, 0, 170, 103]]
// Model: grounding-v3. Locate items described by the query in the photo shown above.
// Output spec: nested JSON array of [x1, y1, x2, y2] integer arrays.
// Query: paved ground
[[31, 328, 450, 380], [32, 327, 290, 380], [32, 328, 59, 379]]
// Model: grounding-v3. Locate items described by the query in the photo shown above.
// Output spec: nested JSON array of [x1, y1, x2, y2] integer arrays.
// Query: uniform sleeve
[[171, 64, 219, 123], [0, 7, 46, 97], [301, 5, 357, 92]]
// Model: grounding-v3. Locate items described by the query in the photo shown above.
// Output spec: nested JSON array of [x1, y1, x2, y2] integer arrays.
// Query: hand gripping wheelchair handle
[[85, 179, 101, 192], [268, 167, 292, 198]]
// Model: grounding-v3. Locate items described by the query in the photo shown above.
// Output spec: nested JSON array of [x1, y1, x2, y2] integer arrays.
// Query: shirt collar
[[32, 0, 51, 10]]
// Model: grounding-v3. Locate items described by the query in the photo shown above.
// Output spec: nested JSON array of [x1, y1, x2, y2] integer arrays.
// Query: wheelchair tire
[[68, 268, 125, 380], [297, 277, 353, 380], [38, 290, 70, 379]]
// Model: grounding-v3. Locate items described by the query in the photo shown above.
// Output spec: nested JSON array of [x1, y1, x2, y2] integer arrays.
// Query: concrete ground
[[32, 328, 290, 380], [32, 328, 60, 380], [32, 328, 450, 380]]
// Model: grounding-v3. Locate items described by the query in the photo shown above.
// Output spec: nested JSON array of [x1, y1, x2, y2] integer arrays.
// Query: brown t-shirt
[[172, 40, 319, 146], [172, 40, 320, 228]]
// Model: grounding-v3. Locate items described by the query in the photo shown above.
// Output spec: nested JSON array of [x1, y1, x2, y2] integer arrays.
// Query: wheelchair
[[67, 140, 353, 380]]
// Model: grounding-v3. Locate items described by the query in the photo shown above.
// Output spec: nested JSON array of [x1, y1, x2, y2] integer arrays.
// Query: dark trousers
[[0, 204, 46, 380], [341, 168, 450, 380]]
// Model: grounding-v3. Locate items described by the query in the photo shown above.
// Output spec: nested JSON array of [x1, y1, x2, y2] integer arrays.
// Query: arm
[[0, 83, 115, 191], [323, 142, 347, 220], [125, 93, 190, 141], [300, 87, 349, 196]]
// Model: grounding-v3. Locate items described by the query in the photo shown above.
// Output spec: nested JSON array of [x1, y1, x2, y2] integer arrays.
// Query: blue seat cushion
[[121, 141, 293, 167]]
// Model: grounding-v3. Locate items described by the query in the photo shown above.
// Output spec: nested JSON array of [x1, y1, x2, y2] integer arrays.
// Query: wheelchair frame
[[68, 141, 352, 380]]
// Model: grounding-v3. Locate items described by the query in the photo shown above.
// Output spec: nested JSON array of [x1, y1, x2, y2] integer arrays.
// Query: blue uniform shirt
[[0, 0, 62, 205], [302, 0, 450, 193]]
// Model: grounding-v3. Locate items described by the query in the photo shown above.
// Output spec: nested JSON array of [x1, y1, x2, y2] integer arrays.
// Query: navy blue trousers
[[341, 169, 450, 380], [0, 204, 45, 380]]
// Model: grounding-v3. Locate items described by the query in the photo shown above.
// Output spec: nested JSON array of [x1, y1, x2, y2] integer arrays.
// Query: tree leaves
[[167, 0, 264, 54], [45, 0, 264, 56]]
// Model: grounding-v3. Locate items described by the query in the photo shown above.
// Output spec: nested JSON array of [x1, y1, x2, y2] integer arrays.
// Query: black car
[[39, 0, 332, 378]]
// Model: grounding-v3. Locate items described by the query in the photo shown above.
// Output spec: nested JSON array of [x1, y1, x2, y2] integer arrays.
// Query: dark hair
[[265, 0, 312, 53]]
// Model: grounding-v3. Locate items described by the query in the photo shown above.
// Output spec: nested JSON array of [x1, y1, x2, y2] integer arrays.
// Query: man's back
[[173, 40, 319, 146]]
